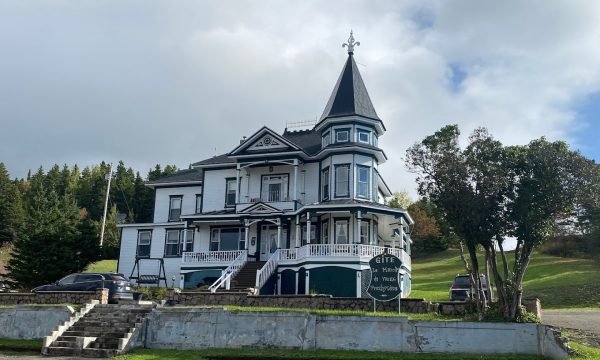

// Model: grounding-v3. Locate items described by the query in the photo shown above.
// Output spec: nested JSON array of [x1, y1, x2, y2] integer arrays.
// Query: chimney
[[240, 136, 247, 145]]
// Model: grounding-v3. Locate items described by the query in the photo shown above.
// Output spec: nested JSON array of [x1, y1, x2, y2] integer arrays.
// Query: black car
[[449, 274, 492, 302], [32, 272, 134, 303]]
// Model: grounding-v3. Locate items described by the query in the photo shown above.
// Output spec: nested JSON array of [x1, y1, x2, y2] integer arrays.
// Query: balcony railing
[[279, 244, 410, 269], [182, 250, 245, 264], [242, 191, 290, 203]]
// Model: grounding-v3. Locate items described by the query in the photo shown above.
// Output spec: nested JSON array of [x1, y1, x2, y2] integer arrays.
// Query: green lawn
[[85, 259, 117, 273], [410, 249, 600, 309], [115, 348, 546, 360]]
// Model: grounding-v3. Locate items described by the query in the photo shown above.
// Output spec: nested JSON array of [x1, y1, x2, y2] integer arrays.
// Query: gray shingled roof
[[146, 168, 203, 186], [319, 54, 380, 122], [192, 153, 235, 166], [282, 129, 322, 156]]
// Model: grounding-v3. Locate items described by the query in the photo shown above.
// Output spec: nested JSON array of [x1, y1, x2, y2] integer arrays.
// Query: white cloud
[[0, 1, 599, 198]]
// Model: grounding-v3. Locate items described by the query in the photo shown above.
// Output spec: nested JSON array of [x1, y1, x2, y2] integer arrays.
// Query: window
[[357, 166, 370, 198], [58, 274, 78, 286], [210, 228, 244, 251], [335, 128, 350, 143], [182, 229, 194, 253], [165, 230, 180, 256], [321, 167, 330, 200], [76, 274, 102, 283], [335, 220, 349, 244], [360, 221, 370, 244], [137, 231, 152, 258], [261, 175, 289, 202], [358, 129, 370, 144], [373, 135, 378, 147], [168, 196, 182, 221], [335, 164, 350, 198], [301, 224, 316, 246], [322, 221, 329, 244], [225, 178, 236, 207], [322, 131, 331, 147], [195, 194, 202, 214]]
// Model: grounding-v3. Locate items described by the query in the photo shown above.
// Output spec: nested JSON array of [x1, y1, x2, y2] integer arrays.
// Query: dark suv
[[449, 274, 492, 302], [32, 272, 133, 303]]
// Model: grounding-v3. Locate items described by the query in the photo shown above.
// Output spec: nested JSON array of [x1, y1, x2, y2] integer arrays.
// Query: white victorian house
[[117, 34, 414, 298]]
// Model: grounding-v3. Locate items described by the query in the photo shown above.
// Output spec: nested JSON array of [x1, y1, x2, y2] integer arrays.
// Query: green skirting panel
[[280, 269, 296, 295], [309, 266, 356, 297]]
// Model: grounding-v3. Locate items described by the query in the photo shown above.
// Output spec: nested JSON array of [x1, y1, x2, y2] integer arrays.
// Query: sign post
[[367, 252, 402, 313]]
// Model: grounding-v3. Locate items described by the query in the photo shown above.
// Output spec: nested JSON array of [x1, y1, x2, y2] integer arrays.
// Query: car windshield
[[453, 276, 471, 286]]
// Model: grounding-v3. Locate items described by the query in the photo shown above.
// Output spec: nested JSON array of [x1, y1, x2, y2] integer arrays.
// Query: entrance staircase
[[231, 261, 265, 290], [43, 304, 154, 358]]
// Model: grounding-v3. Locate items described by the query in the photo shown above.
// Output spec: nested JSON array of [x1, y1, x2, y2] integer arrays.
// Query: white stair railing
[[255, 249, 280, 292], [208, 251, 248, 293]]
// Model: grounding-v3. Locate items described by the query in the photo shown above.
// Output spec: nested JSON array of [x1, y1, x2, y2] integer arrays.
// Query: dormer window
[[322, 131, 331, 147], [357, 129, 370, 144], [335, 128, 350, 143]]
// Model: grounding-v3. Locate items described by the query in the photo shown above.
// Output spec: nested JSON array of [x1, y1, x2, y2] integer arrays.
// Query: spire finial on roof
[[342, 30, 360, 55]]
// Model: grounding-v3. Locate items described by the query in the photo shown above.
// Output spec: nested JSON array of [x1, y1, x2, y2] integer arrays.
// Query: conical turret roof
[[319, 54, 380, 122]]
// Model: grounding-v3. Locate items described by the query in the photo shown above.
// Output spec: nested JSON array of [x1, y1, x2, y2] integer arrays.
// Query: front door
[[259, 225, 287, 261]]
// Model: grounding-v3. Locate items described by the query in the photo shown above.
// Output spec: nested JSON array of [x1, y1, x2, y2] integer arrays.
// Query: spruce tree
[[0, 163, 25, 245]]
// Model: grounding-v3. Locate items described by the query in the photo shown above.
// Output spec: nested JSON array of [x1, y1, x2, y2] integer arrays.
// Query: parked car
[[449, 274, 492, 302], [32, 272, 134, 303]]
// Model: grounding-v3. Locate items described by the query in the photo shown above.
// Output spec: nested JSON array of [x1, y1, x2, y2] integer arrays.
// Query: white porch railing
[[182, 250, 245, 264], [208, 251, 248, 293], [278, 244, 407, 264], [255, 249, 280, 292]]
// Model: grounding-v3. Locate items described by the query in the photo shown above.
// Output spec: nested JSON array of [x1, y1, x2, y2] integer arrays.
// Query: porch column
[[400, 217, 406, 250], [244, 219, 249, 251], [306, 212, 311, 244], [236, 164, 241, 203], [277, 219, 282, 249], [295, 215, 300, 248], [356, 210, 362, 245], [293, 160, 298, 202]]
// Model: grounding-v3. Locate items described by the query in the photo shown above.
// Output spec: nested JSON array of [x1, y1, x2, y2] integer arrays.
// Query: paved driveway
[[543, 309, 600, 346]]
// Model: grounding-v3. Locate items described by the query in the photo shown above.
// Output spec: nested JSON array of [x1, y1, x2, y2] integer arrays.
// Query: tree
[[0, 163, 25, 245], [406, 126, 514, 319], [388, 191, 413, 209], [504, 139, 597, 318], [407, 201, 446, 256]]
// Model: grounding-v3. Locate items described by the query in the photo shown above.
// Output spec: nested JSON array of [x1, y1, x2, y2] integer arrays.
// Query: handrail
[[208, 251, 248, 293], [255, 249, 280, 292], [279, 244, 405, 261]]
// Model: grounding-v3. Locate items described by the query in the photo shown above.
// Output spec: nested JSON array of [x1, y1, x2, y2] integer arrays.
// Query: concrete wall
[[137, 308, 568, 359], [0, 306, 74, 339]]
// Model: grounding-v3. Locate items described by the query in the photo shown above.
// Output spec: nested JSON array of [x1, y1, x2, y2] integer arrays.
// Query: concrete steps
[[43, 303, 154, 358]]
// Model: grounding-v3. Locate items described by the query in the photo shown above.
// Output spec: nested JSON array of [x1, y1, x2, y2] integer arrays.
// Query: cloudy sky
[[1, 0, 599, 198]]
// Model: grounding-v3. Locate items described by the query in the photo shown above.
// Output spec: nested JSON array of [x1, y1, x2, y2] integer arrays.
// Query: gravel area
[[543, 309, 600, 347]]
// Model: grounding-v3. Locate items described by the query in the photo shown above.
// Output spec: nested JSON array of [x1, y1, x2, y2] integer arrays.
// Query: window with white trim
[[195, 194, 202, 214], [225, 179, 236, 207], [335, 164, 350, 198], [301, 224, 316, 246], [335, 128, 350, 143], [321, 167, 330, 201], [182, 229, 194, 253], [137, 231, 152, 258], [357, 165, 370, 198], [168, 196, 182, 221], [360, 221, 370, 244], [210, 228, 244, 251], [357, 129, 370, 144], [322, 131, 331, 147], [335, 220, 349, 244], [165, 229, 180, 256]]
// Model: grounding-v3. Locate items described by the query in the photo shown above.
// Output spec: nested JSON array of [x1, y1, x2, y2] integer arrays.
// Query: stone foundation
[[0, 289, 108, 305], [167, 289, 436, 313]]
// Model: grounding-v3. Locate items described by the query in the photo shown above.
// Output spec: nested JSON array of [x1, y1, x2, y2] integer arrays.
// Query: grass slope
[[85, 259, 117, 273], [411, 249, 600, 309]]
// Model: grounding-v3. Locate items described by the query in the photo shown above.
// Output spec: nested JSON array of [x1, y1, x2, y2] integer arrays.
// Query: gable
[[229, 126, 302, 156], [246, 134, 289, 152], [238, 202, 282, 214]]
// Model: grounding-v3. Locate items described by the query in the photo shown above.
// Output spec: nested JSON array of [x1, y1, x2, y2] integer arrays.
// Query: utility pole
[[100, 163, 113, 247]]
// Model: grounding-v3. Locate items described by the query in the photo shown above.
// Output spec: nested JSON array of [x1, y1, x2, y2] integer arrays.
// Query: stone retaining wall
[[168, 290, 436, 313], [0, 288, 108, 305], [135, 307, 569, 359]]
